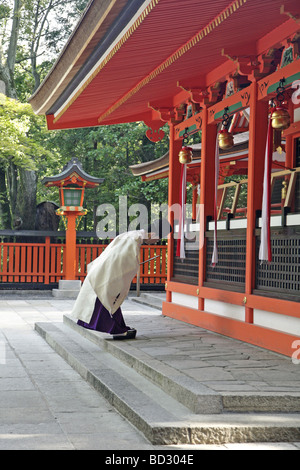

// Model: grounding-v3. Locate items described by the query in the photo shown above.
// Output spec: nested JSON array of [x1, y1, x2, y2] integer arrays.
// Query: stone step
[[35, 320, 300, 445], [63, 315, 222, 415], [52, 280, 82, 299], [64, 314, 300, 415], [131, 292, 164, 310]]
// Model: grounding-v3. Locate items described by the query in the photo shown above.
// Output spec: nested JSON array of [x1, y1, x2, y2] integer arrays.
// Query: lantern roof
[[29, 0, 300, 131], [42, 158, 104, 188]]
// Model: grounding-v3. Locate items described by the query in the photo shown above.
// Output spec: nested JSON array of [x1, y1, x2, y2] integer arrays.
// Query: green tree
[[0, 0, 89, 228], [0, 93, 56, 229], [0, 0, 89, 98], [44, 122, 170, 231], [0, 1, 199, 232]]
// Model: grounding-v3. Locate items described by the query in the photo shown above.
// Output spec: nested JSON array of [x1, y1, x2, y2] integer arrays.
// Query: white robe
[[71, 230, 146, 323]]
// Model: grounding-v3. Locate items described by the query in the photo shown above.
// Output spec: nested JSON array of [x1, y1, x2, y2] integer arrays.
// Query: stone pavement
[[0, 290, 300, 451]]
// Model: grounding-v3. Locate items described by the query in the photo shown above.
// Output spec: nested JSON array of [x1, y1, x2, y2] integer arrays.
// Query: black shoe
[[113, 328, 136, 340]]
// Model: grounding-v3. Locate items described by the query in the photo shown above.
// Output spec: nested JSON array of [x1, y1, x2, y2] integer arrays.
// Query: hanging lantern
[[218, 107, 234, 150], [271, 79, 291, 131], [218, 129, 234, 150], [179, 146, 193, 164]]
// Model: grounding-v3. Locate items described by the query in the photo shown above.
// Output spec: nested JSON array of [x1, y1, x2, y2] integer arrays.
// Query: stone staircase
[[35, 297, 300, 446]]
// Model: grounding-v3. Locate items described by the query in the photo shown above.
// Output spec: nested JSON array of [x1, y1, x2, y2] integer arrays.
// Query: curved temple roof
[[29, 0, 300, 131], [130, 133, 249, 178]]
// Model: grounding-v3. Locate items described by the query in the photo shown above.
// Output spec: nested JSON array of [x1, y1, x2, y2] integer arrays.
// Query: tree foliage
[[0, 0, 198, 232], [43, 122, 171, 231], [0, 0, 90, 228], [0, 92, 58, 228], [0, 0, 89, 97], [0, 92, 53, 168]]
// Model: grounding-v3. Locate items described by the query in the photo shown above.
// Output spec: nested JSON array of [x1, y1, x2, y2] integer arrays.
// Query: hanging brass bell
[[218, 129, 234, 150], [271, 107, 290, 131], [178, 146, 193, 164]]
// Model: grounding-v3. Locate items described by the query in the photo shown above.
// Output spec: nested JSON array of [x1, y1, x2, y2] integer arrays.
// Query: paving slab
[[0, 291, 300, 450]]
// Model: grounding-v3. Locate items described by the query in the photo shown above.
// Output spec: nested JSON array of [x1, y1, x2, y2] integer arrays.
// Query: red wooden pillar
[[166, 123, 182, 302], [245, 81, 269, 322], [198, 107, 218, 310], [65, 212, 77, 280]]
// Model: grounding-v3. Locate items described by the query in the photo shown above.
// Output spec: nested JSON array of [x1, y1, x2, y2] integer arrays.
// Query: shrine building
[[30, 0, 300, 357]]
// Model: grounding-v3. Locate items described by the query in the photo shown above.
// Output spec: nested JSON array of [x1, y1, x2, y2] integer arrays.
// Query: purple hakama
[[77, 298, 129, 335]]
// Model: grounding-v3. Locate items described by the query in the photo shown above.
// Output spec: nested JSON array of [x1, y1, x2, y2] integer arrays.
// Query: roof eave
[[29, 0, 128, 115], [42, 159, 104, 186]]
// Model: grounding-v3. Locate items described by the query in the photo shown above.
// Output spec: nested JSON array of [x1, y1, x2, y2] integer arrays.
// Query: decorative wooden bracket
[[206, 82, 224, 105], [177, 82, 207, 104], [222, 49, 260, 76], [177, 81, 222, 106], [143, 118, 165, 142], [149, 106, 173, 122], [148, 103, 184, 124], [222, 48, 280, 81], [174, 104, 186, 122]]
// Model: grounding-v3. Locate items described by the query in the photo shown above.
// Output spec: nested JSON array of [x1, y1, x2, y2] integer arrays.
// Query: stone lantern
[[42, 158, 104, 297]]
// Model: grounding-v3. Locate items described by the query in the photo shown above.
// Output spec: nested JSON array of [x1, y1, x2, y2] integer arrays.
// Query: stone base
[[52, 280, 82, 299]]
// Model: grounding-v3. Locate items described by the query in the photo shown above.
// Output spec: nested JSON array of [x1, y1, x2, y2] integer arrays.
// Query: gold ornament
[[271, 107, 291, 131], [179, 146, 193, 164], [218, 129, 234, 150]]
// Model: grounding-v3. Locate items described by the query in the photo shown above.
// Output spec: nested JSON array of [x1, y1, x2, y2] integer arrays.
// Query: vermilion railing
[[76, 243, 167, 285], [0, 238, 64, 284], [0, 236, 167, 287]]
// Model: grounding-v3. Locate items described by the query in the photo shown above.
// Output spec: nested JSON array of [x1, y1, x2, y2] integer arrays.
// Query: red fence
[[76, 242, 167, 285], [0, 238, 64, 284], [0, 234, 167, 288]]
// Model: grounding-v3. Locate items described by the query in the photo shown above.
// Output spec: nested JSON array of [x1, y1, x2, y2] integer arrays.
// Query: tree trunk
[[5, 162, 18, 227], [0, 166, 11, 229], [1, 0, 22, 100], [5, 164, 37, 230], [0, 65, 17, 99], [0, 1, 39, 230], [15, 168, 37, 230]]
